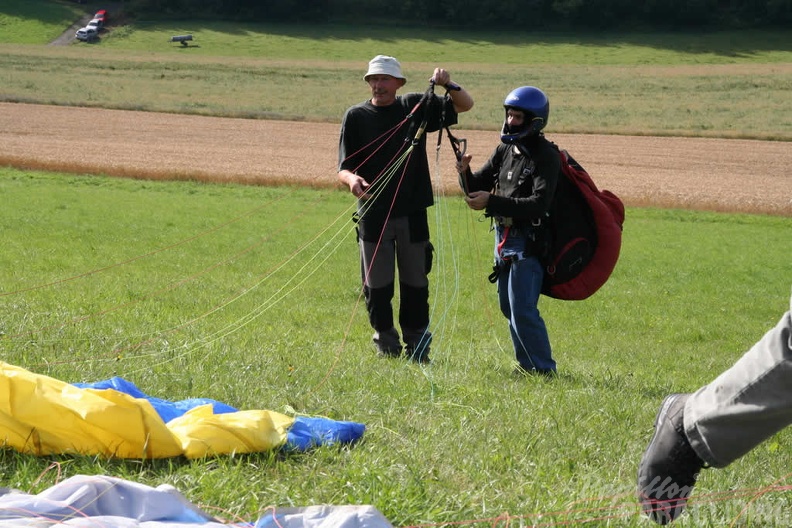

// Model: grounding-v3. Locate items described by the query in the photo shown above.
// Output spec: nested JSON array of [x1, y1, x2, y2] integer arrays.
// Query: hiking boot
[[376, 347, 402, 359], [637, 394, 706, 524], [513, 366, 556, 378], [373, 328, 402, 359], [405, 345, 431, 364]]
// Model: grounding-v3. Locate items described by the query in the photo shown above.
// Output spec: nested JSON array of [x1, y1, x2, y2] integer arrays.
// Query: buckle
[[501, 252, 525, 263]]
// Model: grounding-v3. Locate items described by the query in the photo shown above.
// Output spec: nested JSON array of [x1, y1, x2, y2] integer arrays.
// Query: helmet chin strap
[[500, 117, 544, 144]]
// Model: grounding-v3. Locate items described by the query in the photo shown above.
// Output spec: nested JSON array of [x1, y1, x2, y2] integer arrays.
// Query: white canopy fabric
[[0, 475, 393, 528]]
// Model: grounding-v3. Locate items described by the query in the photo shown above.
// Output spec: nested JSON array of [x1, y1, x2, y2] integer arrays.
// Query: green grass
[[4, 1, 792, 65], [1, 167, 791, 526], [96, 22, 792, 64], [0, 0, 86, 44]]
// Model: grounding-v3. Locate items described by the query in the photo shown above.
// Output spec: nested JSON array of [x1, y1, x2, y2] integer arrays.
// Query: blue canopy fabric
[[74, 377, 238, 422]]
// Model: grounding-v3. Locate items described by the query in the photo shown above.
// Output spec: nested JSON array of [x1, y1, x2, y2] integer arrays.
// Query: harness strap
[[496, 226, 510, 257], [405, 81, 436, 145], [445, 127, 467, 161]]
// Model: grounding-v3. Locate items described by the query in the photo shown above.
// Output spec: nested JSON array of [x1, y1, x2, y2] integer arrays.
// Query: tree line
[[128, 0, 791, 28]]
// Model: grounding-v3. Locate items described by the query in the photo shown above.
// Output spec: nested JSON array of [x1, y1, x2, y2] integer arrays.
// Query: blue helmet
[[500, 86, 549, 143]]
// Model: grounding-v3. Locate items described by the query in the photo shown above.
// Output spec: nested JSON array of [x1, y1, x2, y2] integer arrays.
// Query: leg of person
[[396, 214, 432, 363], [360, 222, 401, 357], [497, 255, 555, 374], [400, 280, 431, 363], [638, 293, 792, 524], [687, 301, 792, 464]]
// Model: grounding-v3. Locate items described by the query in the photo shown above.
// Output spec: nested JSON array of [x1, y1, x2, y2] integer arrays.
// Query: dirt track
[[1, 102, 790, 216]]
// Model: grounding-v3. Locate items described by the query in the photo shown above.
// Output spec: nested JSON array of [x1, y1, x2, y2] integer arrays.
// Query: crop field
[[1, 103, 791, 217]]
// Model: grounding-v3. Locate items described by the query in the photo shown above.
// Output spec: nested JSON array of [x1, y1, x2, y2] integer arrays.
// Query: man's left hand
[[465, 191, 490, 211]]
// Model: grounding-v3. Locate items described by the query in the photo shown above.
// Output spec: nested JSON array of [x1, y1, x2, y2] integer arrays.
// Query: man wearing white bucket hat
[[338, 55, 473, 363]]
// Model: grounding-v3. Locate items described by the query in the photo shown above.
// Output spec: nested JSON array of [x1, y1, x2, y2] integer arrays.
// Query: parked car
[[94, 10, 107, 23], [87, 18, 103, 30], [75, 26, 98, 41]]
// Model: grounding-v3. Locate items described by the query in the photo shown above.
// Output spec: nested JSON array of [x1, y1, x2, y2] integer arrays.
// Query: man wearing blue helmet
[[457, 86, 560, 375]]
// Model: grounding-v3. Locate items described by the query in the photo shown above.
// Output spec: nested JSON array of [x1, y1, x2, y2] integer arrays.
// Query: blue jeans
[[495, 227, 555, 372]]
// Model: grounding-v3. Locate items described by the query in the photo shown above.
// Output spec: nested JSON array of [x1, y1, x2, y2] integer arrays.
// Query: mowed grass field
[[2, 168, 790, 526], [1, 2, 792, 526]]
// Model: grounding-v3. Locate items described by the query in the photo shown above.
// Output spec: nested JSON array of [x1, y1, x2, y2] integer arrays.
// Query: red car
[[94, 10, 107, 23]]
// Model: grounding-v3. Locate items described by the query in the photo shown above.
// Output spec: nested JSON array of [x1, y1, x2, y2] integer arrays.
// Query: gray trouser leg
[[685, 291, 792, 467], [396, 231, 430, 348], [360, 217, 431, 351]]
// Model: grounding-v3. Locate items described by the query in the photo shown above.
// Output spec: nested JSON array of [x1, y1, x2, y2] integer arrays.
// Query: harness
[[486, 142, 548, 284], [488, 224, 539, 284]]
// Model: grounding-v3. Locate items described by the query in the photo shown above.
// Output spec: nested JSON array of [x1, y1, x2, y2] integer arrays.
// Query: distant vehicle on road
[[75, 26, 98, 41]]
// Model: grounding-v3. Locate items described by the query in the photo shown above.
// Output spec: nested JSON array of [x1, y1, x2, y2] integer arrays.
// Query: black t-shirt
[[339, 92, 458, 227]]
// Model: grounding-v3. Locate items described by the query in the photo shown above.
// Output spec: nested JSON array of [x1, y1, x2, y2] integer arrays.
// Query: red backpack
[[541, 147, 625, 300]]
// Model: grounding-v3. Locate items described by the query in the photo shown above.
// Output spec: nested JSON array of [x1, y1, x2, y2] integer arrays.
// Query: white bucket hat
[[364, 55, 406, 82]]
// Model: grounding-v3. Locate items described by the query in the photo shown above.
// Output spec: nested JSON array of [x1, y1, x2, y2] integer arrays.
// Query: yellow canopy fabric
[[0, 362, 294, 459]]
